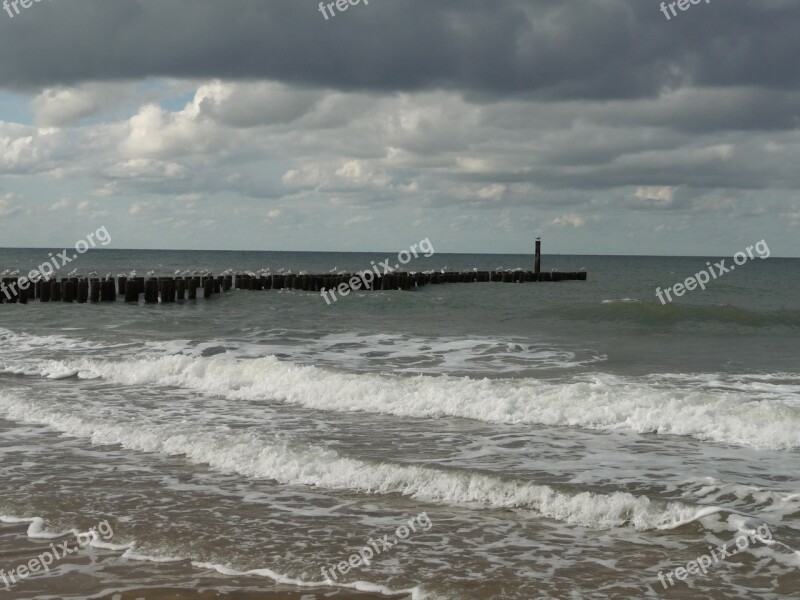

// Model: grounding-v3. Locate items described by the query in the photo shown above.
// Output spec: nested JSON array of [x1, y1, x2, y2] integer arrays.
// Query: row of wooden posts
[[0, 269, 586, 304], [0, 275, 225, 304]]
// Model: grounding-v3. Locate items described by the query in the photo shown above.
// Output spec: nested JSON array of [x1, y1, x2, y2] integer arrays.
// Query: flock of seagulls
[[1, 264, 587, 280]]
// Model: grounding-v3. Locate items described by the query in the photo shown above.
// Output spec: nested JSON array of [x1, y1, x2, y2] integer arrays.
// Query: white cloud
[[0, 193, 20, 217], [345, 215, 374, 226], [194, 80, 321, 128], [551, 213, 586, 228], [476, 184, 506, 201], [92, 183, 118, 197], [49, 197, 71, 211], [32, 86, 104, 127], [633, 186, 675, 207]]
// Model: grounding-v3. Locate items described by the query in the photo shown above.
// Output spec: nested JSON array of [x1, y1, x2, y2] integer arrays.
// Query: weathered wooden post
[[88, 279, 99, 302], [535, 237, 541, 275], [176, 277, 186, 301], [100, 279, 114, 302], [124, 279, 139, 302], [40, 280, 50, 302], [77, 279, 89, 303], [49, 279, 61, 302], [158, 279, 169, 303], [144, 278, 158, 303]]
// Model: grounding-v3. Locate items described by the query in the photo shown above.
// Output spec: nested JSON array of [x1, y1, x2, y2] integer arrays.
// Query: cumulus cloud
[[0, 1, 797, 253], [551, 213, 586, 228], [0, 193, 20, 217], [49, 197, 71, 211]]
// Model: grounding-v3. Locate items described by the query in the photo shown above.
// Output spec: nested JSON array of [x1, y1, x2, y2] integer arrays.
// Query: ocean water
[[0, 249, 798, 599]]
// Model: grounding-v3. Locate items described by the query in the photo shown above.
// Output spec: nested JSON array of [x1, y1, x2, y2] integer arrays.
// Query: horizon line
[[0, 247, 797, 259]]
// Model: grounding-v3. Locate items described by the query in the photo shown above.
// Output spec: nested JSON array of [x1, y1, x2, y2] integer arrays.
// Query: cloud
[[0, 2, 797, 254], [3, 1, 800, 101], [782, 211, 800, 224], [551, 213, 586, 228], [31, 84, 132, 127], [628, 186, 676, 209], [49, 197, 71, 211], [345, 215, 374, 226], [0, 193, 20, 217], [91, 183, 118, 197]]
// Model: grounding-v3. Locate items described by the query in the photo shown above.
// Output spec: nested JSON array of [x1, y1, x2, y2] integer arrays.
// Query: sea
[[0, 248, 798, 599]]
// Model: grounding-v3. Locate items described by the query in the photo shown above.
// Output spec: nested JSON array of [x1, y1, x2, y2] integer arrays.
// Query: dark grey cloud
[[1, 0, 799, 99]]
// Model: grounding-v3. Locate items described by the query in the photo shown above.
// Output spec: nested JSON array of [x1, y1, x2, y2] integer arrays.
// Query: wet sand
[[0, 522, 409, 599]]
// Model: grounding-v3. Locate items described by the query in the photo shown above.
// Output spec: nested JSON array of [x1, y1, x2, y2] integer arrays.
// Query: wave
[[0, 327, 606, 376], [12, 352, 796, 450], [0, 388, 722, 531], [678, 477, 800, 523]]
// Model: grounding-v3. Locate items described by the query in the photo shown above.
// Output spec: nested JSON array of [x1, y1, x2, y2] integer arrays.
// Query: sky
[[0, 0, 798, 256]]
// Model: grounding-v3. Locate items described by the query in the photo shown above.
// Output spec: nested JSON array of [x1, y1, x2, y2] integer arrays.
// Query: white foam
[[46, 353, 800, 450], [680, 477, 800, 520], [90, 539, 133, 551], [28, 516, 71, 539], [0, 389, 714, 531], [0, 515, 36, 524]]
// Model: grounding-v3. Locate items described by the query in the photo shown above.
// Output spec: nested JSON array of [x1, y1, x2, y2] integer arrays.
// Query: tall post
[[534, 237, 541, 274]]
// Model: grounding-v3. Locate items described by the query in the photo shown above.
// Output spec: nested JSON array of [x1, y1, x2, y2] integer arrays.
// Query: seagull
[[0, 269, 9, 276], [8, 270, 19, 277], [495, 266, 503, 271], [551, 267, 558, 272], [174, 269, 182, 275], [105, 273, 113, 280], [147, 271, 156, 277], [579, 267, 586, 272], [88, 272, 98, 277], [329, 266, 337, 273]]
